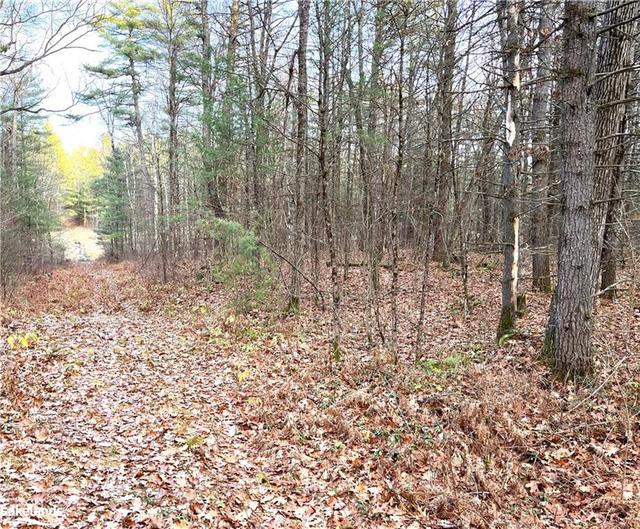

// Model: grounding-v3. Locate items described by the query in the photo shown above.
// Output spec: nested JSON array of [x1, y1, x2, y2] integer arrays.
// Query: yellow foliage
[[40, 122, 104, 205], [63, 147, 103, 191], [7, 331, 39, 350]]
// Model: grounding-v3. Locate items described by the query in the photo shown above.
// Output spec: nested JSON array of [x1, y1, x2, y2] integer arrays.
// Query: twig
[[594, 279, 629, 297], [257, 239, 325, 307], [566, 356, 627, 414]]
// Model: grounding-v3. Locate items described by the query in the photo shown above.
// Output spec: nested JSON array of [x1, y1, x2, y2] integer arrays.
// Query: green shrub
[[209, 219, 276, 314]]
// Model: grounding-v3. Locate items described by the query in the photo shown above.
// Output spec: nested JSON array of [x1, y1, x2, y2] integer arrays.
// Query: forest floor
[[0, 257, 639, 528]]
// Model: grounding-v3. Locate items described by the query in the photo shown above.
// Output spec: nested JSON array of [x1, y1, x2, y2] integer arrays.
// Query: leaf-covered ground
[[0, 259, 638, 528]]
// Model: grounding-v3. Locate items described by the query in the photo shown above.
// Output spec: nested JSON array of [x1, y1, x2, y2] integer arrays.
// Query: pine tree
[[93, 146, 130, 256]]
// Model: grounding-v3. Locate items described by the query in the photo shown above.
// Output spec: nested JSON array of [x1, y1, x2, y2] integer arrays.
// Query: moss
[[540, 330, 555, 366], [496, 305, 515, 343], [516, 293, 528, 317], [553, 355, 595, 383], [539, 319, 560, 373], [417, 353, 470, 375], [331, 338, 341, 363], [285, 295, 300, 315], [540, 330, 595, 383]]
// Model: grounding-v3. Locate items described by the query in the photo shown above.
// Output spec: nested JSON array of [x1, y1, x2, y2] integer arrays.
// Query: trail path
[[0, 265, 335, 529], [52, 225, 104, 262]]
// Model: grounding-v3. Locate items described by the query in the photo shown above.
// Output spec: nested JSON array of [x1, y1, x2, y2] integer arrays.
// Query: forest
[[0, 0, 639, 527]]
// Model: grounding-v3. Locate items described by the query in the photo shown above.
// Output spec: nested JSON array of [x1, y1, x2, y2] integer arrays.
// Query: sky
[[41, 30, 108, 150]]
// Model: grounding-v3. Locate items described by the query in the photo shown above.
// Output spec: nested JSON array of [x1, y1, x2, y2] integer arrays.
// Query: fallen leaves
[[0, 260, 638, 528]]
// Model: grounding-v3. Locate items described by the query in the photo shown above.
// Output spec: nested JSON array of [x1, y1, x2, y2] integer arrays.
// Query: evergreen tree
[[93, 146, 130, 256]]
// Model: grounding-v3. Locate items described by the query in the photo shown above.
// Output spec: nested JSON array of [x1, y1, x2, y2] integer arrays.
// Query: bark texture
[[530, 3, 554, 292], [496, 0, 521, 339], [594, 0, 638, 298], [548, 0, 598, 378]]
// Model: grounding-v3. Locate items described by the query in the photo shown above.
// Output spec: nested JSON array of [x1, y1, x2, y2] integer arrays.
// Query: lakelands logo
[[0, 505, 64, 526]]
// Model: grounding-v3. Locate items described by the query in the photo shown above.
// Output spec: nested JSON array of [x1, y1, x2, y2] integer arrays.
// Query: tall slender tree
[[496, 0, 522, 339], [530, 2, 554, 292], [593, 0, 638, 298], [287, 0, 309, 313], [432, 0, 457, 264]]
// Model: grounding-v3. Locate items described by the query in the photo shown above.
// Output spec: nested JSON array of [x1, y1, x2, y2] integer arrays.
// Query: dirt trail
[[0, 265, 290, 528], [52, 224, 104, 262]]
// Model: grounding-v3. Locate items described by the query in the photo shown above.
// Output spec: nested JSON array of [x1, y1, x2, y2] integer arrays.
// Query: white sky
[[41, 30, 108, 150]]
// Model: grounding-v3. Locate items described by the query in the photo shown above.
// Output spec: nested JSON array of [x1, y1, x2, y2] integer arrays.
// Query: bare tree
[[287, 0, 309, 313], [432, 0, 457, 264], [0, 0, 97, 79], [496, 0, 521, 339], [530, 1, 555, 292], [316, 0, 340, 360]]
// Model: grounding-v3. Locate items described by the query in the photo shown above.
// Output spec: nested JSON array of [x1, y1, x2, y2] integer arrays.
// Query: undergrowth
[[208, 219, 276, 314]]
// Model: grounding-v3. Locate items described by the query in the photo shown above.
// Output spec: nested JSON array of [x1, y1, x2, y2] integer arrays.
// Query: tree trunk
[[530, 3, 554, 292], [546, 0, 637, 372], [496, 0, 521, 340], [545, 0, 598, 378], [600, 148, 625, 299], [128, 49, 154, 254], [287, 0, 309, 313], [476, 82, 497, 247], [199, 0, 224, 218], [345, 0, 375, 346], [165, 4, 180, 258], [247, 0, 272, 220], [318, 0, 340, 360], [432, 0, 457, 264], [594, 0, 638, 298], [364, 0, 386, 292], [390, 18, 405, 360]]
